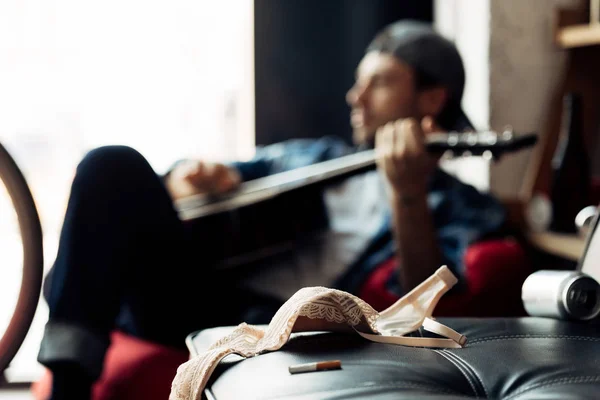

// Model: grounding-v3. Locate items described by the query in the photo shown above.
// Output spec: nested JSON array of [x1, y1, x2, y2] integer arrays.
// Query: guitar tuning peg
[[501, 125, 514, 140], [466, 133, 478, 146], [441, 150, 454, 160], [447, 133, 459, 146], [482, 150, 493, 161]]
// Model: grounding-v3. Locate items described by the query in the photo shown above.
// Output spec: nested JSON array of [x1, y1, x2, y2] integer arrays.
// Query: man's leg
[[38, 145, 201, 398], [38, 145, 286, 398]]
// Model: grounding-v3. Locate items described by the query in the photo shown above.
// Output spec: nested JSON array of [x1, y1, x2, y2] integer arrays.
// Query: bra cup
[[170, 266, 463, 400]]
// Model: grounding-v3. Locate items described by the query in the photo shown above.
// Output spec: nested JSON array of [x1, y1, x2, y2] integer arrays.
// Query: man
[[38, 20, 505, 399]]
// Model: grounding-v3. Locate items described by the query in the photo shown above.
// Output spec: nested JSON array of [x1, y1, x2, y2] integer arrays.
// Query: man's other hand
[[166, 160, 241, 200], [375, 116, 441, 197]]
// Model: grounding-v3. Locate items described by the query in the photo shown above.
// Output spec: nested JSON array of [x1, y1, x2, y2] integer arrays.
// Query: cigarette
[[288, 360, 342, 374]]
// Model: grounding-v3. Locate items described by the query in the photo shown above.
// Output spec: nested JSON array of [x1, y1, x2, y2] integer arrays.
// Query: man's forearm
[[390, 191, 442, 293]]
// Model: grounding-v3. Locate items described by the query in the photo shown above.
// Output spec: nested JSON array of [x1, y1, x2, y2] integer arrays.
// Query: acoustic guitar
[[176, 130, 538, 269]]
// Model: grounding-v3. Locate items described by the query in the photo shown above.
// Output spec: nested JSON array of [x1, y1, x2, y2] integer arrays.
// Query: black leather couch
[[188, 317, 600, 400], [186, 206, 600, 399]]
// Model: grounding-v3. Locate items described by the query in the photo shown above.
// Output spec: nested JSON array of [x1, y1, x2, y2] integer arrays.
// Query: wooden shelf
[[556, 23, 600, 49], [526, 231, 586, 261]]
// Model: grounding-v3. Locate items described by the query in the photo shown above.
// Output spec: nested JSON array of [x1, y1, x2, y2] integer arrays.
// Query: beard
[[352, 126, 376, 149]]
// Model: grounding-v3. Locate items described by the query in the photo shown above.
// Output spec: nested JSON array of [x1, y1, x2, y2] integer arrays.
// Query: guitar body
[[184, 184, 330, 269]]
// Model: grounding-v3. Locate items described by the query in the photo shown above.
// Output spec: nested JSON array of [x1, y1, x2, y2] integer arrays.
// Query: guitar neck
[[175, 131, 537, 220], [176, 149, 377, 220]]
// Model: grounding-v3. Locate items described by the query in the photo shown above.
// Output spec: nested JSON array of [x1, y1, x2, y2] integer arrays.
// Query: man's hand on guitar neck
[[375, 116, 441, 197], [166, 160, 241, 201]]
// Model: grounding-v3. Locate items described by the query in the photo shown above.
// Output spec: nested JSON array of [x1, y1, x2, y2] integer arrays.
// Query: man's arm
[[376, 117, 443, 293], [231, 135, 354, 181], [164, 160, 241, 200], [389, 191, 442, 293], [164, 136, 353, 201]]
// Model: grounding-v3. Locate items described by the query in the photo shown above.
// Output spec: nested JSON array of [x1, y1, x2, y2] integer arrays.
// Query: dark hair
[[388, 59, 465, 131], [366, 20, 473, 131]]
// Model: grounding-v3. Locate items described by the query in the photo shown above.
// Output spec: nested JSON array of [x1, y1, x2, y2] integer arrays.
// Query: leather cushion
[[188, 318, 600, 399]]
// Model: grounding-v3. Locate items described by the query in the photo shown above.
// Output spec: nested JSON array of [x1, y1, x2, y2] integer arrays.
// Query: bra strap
[[354, 317, 466, 349]]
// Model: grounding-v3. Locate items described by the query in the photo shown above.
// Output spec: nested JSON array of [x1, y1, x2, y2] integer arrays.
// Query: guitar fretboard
[[176, 149, 377, 220], [175, 131, 537, 220]]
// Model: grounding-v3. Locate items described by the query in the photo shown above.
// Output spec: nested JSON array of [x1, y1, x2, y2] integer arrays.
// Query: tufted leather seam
[[444, 350, 490, 398], [503, 376, 600, 400], [468, 335, 600, 344], [435, 350, 483, 398]]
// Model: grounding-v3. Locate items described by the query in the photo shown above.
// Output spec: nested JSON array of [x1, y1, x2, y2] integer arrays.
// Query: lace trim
[[170, 287, 378, 400], [169, 266, 459, 400]]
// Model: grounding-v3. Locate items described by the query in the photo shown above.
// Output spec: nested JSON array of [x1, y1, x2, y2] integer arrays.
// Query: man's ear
[[416, 86, 449, 118]]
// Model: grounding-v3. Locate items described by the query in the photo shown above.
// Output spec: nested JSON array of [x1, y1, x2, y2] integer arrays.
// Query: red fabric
[[31, 331, 189, 400], [358, 258, 401, 312], [359, 237, 533, 317]]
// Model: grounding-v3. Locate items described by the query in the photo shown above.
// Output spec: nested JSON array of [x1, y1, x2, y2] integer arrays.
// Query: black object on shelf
[[549, 92, 591, 234]]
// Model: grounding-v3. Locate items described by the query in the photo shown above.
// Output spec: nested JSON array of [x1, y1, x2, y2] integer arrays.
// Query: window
[[0, 0, 254, 379]]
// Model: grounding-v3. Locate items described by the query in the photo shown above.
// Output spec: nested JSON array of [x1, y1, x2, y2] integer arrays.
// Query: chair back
[[578, 206, 600, 282]]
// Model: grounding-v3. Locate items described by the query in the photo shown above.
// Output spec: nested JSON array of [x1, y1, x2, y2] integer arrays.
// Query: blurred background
[[1, 0, 600, 394], [0, 0, 431, 385]]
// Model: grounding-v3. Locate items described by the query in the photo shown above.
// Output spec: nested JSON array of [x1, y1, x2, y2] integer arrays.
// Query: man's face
[[346, 52, 420, 146]]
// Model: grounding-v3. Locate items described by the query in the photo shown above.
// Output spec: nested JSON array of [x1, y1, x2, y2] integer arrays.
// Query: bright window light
[[0, 0, 254, 378]]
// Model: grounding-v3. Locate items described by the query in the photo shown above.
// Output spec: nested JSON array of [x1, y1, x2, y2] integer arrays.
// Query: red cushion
[[463, 237, 530, 294], [358, 258, 400, 312], [31, 331, 189, 400], [358, 238, 532, 317]]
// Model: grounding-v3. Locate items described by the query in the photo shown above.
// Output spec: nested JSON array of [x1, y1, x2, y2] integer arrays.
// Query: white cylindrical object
[[522, 270, 600, 320]]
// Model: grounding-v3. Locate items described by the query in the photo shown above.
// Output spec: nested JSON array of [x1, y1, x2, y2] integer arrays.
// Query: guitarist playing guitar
[[166, 20, 515, 303], [38, 20, 533, 400]]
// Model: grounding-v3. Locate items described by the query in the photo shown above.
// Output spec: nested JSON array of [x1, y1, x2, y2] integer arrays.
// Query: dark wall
[[254, 0, 433, 145]]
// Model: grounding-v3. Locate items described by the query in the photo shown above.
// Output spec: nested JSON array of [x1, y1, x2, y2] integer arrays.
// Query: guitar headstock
[[426, 128, 538, 160]]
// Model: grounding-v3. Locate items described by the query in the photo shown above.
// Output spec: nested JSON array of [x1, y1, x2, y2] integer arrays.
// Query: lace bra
[[170, 265, 466, 400]]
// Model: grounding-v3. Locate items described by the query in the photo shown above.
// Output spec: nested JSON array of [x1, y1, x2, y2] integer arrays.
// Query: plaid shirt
[[230, 135, 506, 296]]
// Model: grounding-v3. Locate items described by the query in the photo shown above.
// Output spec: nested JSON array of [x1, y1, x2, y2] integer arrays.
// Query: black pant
[[37, 146, 282, 379]]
